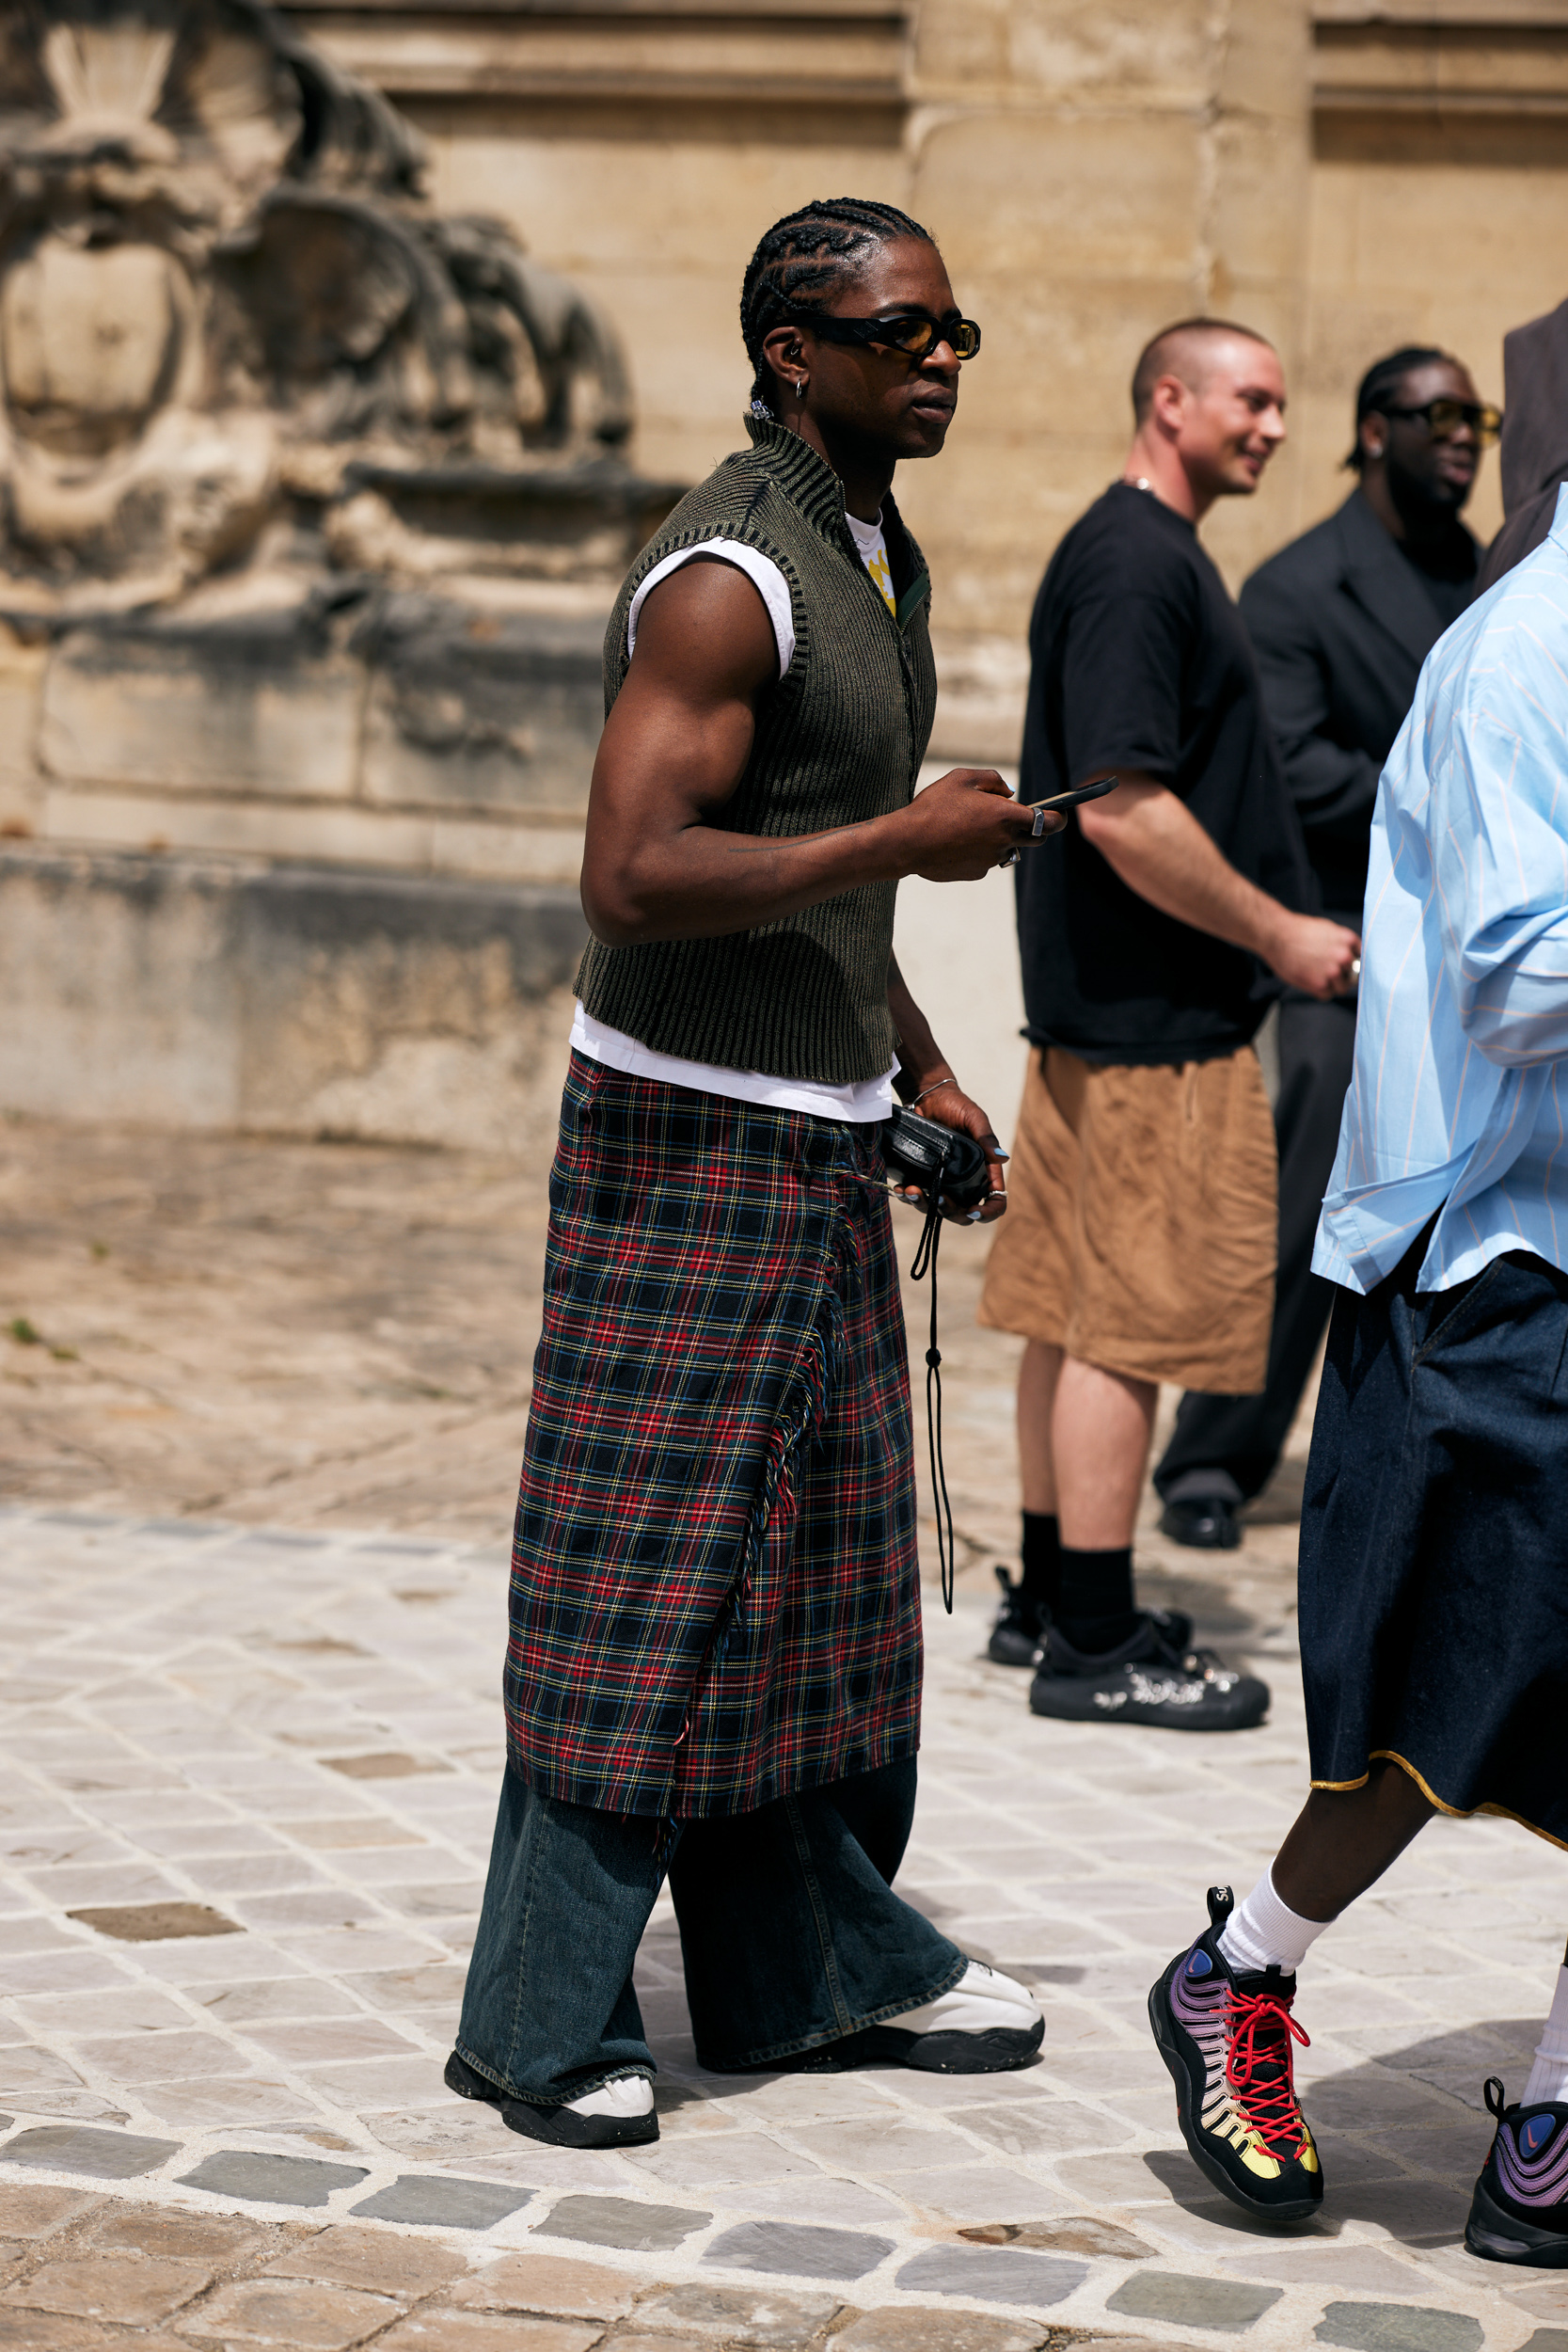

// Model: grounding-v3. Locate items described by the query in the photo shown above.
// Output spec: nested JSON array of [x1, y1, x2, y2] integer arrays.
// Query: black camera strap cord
[[908, 1195, 958, 1614]]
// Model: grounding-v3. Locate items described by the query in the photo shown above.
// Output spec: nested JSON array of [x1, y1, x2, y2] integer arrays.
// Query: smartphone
[[1031, 772, 1120, 818]]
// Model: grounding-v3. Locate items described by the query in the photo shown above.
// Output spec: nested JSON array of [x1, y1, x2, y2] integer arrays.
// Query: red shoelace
[[1225, 1989, 1310, 2153]]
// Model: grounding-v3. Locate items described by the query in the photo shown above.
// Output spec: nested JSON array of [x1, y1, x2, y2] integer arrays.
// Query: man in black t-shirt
[[978, 317, 1360, 1732], [1154, 347, 1486, 1550]]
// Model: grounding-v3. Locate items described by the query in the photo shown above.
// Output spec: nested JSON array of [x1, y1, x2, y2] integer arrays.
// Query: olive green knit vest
[[574, 418, 937, 1086]]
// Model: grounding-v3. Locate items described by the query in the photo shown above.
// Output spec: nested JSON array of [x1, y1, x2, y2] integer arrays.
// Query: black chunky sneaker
[[1465, 2077, 1568, 2265], [989, 1566, 1048, 1666], [719, 1962, 1044, 2077], [1030, 1611, 1265, 1731], [1148, 1886, 1323, 2223], [445, 2048, 658, 2149]]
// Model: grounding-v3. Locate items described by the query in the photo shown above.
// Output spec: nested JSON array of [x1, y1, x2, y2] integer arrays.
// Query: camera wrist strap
[[909, 1199, 957, 1614]]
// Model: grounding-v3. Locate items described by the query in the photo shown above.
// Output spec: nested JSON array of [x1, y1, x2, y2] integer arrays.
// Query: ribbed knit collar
[[744, 415, 857, 543], [743, 414, 927, 624]]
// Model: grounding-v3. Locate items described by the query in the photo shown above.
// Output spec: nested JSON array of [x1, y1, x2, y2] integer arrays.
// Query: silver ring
[[1001, 849, 1020, 868], [1349, 955, 1362, 982]]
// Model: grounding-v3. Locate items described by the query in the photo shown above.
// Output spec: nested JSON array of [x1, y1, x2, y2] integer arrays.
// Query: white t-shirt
[[569, 1001, 895, 1122], [577, 516, 904, 1120], [845, 508, 895, 616]]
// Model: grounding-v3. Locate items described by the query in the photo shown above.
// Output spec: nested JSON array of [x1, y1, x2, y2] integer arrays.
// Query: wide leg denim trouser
[[454, 1757, 964, 2109]]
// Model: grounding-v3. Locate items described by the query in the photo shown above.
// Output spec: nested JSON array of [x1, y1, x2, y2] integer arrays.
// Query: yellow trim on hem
[[1309, 1751, 1568, 1853]]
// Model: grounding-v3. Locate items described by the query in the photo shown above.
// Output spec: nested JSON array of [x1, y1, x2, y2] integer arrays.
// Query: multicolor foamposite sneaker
[[1465, 2076, 1568, 2265], [1148, 1885, 1323, 2221]]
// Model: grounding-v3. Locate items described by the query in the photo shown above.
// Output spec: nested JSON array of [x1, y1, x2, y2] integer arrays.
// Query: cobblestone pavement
[[2, 1121, 1567, 2352]]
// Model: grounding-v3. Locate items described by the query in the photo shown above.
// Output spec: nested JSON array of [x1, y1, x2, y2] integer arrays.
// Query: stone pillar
[[900, 0, 1315, 653], [1205, 0, 1317, 581]]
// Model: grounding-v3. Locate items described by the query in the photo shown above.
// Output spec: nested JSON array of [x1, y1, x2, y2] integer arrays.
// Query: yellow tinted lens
[[952, 322, 980, 359], [893, 319, 935, 355], [1427, 400, 1500, 446]]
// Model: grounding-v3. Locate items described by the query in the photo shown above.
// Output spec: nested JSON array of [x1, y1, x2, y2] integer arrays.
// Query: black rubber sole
[[444, 2049, 658, 2148], [854, 2018, 1045, 2074], [445, 2050, 503, 2104], [706, 2015, 1044, 2077], [1148, 1969, 1322, 2225], [1031, 1679, 1270, 1732], [500, 2097, 659, 2149], [1465, 2174, 1568, 2265]]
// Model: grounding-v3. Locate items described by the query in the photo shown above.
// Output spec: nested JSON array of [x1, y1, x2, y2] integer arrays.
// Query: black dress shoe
[[1159, 1495, 1243, 1549]]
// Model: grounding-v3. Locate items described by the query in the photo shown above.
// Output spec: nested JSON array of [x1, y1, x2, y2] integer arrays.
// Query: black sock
[[1055, 1545, 1138, 1656], [1019, 1513, 1061, 1614]]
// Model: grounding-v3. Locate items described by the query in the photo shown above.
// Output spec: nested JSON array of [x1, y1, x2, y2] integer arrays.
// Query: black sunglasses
[[784, 309, 981, 361], [1379, 398, 1503, 449]]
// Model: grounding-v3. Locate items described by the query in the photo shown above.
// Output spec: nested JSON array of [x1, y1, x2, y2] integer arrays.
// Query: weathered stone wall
[[0, 594, 604, 882], [13, 2, 1555, 854], [8, 2, 1566, 1148], [0, 847, 586, 1149], [280, 0, 1562, 740]]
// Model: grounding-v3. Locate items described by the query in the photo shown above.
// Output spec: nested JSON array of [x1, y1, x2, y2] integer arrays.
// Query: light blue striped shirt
[[1315, 484, 1568, 1295]]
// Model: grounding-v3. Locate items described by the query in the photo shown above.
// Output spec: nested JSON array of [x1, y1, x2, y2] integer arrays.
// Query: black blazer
[[1238, 491, 1476, 921]]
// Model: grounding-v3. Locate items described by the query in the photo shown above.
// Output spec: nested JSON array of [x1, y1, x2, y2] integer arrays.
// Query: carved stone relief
[[0, 0, 656, 610]]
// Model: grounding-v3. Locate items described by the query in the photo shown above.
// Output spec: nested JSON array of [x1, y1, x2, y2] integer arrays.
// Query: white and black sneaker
[[988, 1566, 1049, 1666], [1029, 1612, 1267, 1732], [795, 1962, 1044, 2074], [445, 2049, 658, 2147]]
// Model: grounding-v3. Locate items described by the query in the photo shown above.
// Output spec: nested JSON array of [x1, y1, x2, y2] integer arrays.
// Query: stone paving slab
[[3, 1121, 1565, 2348], [0, 1505, 1558, 2351]]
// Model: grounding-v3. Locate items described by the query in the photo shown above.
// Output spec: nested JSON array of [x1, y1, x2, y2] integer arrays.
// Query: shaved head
[[1132, 317, 1275, 423]]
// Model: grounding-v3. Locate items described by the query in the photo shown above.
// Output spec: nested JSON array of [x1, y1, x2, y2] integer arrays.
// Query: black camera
[[879, 1105, 991, 1215]]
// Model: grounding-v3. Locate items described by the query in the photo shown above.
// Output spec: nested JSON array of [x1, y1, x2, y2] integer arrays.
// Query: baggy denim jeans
[[454, 1756, 964, 2108]]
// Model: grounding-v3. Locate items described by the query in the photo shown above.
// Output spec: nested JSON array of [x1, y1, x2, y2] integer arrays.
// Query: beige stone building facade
[[286, 0, 1566, 755], [5, 1, 1566, 1146]]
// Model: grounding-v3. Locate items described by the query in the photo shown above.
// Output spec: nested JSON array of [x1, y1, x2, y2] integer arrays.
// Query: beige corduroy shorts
[[977, 1041, 1277, 1393]]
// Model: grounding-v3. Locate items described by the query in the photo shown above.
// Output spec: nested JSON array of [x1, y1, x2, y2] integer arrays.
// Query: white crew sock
[[1521, 1955, 1568, 2108], [1217, 1867, 1331, 1979]]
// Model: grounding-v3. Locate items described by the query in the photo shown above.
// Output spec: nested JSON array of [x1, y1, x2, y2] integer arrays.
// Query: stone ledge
[[275, 4, 910, 109], [0, 846, 587, 1148]]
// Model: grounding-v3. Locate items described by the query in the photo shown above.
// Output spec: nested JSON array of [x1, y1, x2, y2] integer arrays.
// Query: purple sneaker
[[1465, 2076, 1568, 2265], [1148, 1886, 1323, 2222]]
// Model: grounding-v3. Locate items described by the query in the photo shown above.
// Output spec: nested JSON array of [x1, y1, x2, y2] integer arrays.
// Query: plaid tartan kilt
[[504, 1051, 923, 1819]]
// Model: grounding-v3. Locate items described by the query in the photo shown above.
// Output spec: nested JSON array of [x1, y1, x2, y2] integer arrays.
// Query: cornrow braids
[[1346, 344, 1451, 469], [740, 198, 935, 410]]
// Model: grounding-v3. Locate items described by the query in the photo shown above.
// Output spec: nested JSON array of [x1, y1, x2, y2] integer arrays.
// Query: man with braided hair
[[447, 199, 1050, 2151]]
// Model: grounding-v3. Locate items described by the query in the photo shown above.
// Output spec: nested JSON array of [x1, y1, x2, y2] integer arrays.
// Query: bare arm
[[1078, 771, 1359, 999], [580, 558, 1054, 946]]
